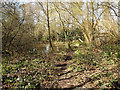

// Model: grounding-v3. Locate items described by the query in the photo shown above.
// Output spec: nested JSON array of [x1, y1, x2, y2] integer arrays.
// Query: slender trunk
[[54, 4, 72, 50], [47, 1, 54, 51], [118, 1, 120, 84], [8, 19, 24, 50]]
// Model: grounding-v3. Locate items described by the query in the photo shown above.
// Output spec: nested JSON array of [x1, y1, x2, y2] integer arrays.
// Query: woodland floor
[[2, 43, 120, 89], [48, 49, 120, 89]]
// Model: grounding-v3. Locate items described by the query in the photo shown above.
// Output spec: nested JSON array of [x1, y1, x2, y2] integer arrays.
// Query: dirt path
[[53, 57, 90, 88], [50, 51, 92, 89], [32, 48, 120, 89], [54, 55, 74, 88], [51, 54, 120, 89]]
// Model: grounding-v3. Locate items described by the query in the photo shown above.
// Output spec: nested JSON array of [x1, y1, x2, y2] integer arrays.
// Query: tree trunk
[[54, 4, 72, 50], [47, 1, 54, 51], [118, 1, 120, 85]]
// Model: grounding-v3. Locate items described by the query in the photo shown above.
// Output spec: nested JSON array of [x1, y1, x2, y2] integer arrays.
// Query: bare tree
[[38, 1, 54, 51]]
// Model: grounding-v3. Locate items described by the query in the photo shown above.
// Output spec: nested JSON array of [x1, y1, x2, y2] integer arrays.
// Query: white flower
[[33, 49, 35, 51], [28, 83, 30, 86], [17, 78, 20, 80]]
